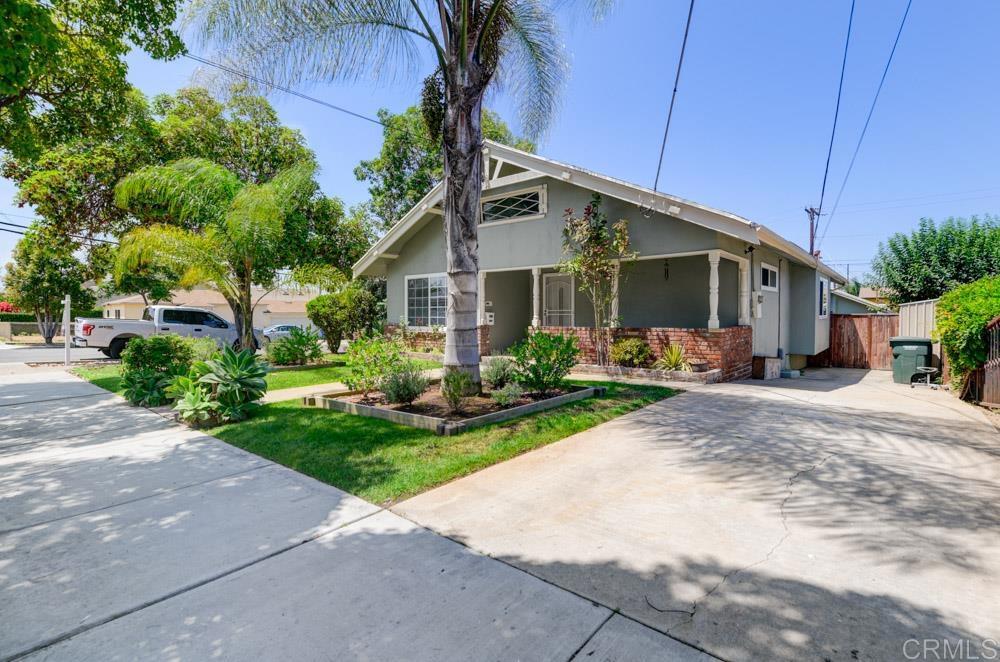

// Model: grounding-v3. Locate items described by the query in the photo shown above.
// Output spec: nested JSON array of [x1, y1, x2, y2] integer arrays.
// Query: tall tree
[[190, 0, 608, 385], [0, 0, 184, 159], [115, 158, 316, 348], [355, 106, 534, 231], [3, 224, 95, 343], [868, 216, 1000, 305]]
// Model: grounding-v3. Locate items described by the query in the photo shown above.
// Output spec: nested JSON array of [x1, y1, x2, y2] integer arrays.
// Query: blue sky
[[3, 0, 999, 282]]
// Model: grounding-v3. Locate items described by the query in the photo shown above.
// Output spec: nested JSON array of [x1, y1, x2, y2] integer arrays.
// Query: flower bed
[[307, 385, 605, 435]]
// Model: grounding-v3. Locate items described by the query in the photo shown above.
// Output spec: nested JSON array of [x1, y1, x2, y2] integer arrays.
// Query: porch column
[[531, 267, 541, 327], [610, 261, 620, 326], [738, 260, 750, 325], [477, 271, 487, 325], [708, 250, 721, 329]]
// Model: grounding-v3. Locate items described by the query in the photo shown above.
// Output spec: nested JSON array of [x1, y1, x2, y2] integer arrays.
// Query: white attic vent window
[[481, 187, 545, 223]]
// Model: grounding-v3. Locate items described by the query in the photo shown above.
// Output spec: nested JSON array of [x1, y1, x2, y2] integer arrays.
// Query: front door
[[543, 274, 574, 327]]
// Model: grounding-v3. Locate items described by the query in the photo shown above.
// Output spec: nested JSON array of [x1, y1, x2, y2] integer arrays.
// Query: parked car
[[73, 305, 261, 358], [262, 323, 324, 344]]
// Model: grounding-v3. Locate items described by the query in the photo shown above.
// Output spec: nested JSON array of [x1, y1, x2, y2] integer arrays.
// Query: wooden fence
[[827, 314, 899, 370], [980, 317, 1000, 407]]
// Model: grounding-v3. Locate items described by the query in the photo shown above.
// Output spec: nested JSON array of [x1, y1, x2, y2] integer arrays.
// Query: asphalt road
[[0, 344, 107, 364]]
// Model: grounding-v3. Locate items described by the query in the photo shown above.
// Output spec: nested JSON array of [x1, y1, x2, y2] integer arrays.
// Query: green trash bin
[[889, 336, 932, 384]]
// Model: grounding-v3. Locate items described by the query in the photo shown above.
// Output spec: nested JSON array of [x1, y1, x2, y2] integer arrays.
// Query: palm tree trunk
[[441, 82, 485, 387], [239, 279, 255, 350]]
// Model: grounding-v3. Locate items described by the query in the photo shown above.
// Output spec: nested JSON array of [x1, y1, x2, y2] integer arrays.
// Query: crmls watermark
[[903, 639, 1000, 660]]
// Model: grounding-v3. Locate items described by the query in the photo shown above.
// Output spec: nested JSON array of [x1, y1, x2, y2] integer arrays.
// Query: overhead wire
[[653, 0, 696, 192]]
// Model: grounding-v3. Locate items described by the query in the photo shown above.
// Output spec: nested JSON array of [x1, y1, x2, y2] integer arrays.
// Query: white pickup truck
[[73, 305, 259, 358]]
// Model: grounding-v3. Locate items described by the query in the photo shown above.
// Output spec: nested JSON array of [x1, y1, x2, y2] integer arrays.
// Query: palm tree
[[114, 158, 315, 348], [187, 0, 608, 385]]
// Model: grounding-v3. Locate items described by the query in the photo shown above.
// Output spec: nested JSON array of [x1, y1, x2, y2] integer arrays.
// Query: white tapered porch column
[[738, 260, 750, 325], [531, 267, 542, 328], [708, 250, 721, 329], [478, 271, 487, 325]]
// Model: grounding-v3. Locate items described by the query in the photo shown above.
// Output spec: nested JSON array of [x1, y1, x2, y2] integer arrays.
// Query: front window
[[481, 187, 544, 223], [407, 275, 446, 327]]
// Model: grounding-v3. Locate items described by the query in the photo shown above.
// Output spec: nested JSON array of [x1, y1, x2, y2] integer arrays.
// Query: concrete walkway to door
[[396, 369, 1000, 662], [0, 364, 706, 661]]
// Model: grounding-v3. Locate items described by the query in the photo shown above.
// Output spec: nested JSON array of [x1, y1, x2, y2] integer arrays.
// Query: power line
[[808, 0, 856, 255], [818, 0, 913, 248], [653, 0, 696, 192], [0, 218, 119, 245]]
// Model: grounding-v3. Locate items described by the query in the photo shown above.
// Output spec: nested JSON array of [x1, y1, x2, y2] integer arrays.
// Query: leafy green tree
[[355, 106, 534, 230], [306, 286, 382, 353], [0, 0, 183, 159], [188, 0, 609, 386], [2, 225, 96, 343], [868, 216, 1000, 305], [115, 158, 316, 348], [935, 275, 1000, 391]]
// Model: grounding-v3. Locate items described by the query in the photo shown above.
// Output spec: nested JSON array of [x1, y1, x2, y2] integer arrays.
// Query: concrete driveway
[[0, 365, 706, 661], [396, 369, 1000, 661]]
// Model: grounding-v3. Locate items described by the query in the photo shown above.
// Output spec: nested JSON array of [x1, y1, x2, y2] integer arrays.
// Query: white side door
[[543, 274, 574, 327]]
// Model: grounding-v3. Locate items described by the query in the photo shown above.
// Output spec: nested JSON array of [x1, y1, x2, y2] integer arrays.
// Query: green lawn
[[208, 381, 676, 504], [73, 356, 441, 395]]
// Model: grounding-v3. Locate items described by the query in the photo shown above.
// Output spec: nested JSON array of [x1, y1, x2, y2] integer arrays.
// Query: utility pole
[[805, 207, 821, 256]]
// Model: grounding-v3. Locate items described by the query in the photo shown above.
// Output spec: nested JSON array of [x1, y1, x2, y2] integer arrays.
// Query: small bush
[[653, 344, 691, 372], [265, 327, 324, 365], [482, 356, 517, 390], [121, 334, 194, 376], [935, 275, 1000, 386], [490, 382, 524, 408], [344, 336, 403, 399], [609, 337, 653, 367], [381, 362, 429, 405], [122, 369, 171, 407], [174, 387, 216, 427], [441, 370, 475, 413], [185, 336, 221, 362], [194, 346, 270, 422], [510, 332, 579, 395], [307, 286, 382, 353]]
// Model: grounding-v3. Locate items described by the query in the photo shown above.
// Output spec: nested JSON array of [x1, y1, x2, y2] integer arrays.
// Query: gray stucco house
[[354, 141, 847, 381]]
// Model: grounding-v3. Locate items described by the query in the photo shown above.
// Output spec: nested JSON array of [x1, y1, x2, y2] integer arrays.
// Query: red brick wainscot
[[385, 324, 491, 357], [534, 326, 753, 382]]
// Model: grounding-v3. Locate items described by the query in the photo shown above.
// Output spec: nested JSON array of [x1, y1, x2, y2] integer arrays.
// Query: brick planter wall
[[385, 324, 491, 357], [534, 325, 753, 382]]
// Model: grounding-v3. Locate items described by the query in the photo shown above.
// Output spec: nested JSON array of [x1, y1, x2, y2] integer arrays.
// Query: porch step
[[780, 369, 801, 378]]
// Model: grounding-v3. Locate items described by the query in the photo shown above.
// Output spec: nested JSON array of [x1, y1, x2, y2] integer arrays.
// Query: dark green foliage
[[380, 361, 429, 405], [482, 356, 517, 390], [196, 346, 270, 422], [868, 216, 1000, 305], [120, 334, 194, 376], [935, 276, 1000, 387], [265, 327, 323, 365], [306, 286, 382, 353], [121, 369, 171, 406], [609, 337, 653, 367], [510, 332, 580, 395]]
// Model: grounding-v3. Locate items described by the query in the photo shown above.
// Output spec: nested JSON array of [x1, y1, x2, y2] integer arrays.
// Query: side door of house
[[543, 274, 574, 327]]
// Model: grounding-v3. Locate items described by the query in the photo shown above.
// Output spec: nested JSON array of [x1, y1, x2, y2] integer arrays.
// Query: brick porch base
[[385, 324, 491, 357]]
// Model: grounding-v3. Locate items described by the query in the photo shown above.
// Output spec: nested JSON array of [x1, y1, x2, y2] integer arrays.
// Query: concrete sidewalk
[[1, 368, 707, 661]]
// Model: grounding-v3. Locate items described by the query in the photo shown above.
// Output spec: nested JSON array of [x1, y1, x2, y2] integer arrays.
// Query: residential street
[[0, 365, 703, 661], [396, 369, 1000, 661]]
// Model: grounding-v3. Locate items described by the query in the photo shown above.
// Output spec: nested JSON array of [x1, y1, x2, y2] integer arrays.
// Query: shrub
[[174, 388, 216, 427], [185, 336, 221, 362], [381, 361, 429, 405], [196, 346, 270, 422], [653, 344, 691, 372], [935, 275, 1000, 386], [510, 332, 579, 395], [482, 356, 517, 390], [0, 301, 17, 313], [121, 369, 172, 407], [121, 334, 194, 376], [307, 286, 382, 353], [344, 336, 403, 399], [490, 382, 525, 408], [441, 370, 475, 413], [609, 337, 653, 367], [265, 327, 324, 365]]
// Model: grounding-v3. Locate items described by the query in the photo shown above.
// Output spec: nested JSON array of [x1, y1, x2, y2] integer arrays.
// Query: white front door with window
[[543, 274, 574, 327]]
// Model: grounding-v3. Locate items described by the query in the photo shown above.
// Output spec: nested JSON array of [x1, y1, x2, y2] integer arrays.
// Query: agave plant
[[121, 369, 172, 407], [174, 388, 218, 426], [653, 344, 691, 372], [197, 346, 269, 420]]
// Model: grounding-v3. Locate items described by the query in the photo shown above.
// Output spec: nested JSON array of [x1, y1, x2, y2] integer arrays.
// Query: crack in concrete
[[662, 451, 840, 635]]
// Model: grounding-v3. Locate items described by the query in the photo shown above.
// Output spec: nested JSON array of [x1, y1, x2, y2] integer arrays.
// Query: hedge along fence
[[934, 275, 1000, 397], [0, 310, 103, 323]]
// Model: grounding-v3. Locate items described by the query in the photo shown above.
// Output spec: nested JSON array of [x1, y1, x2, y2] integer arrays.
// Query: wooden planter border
[[571, 364, 722, 384], [306, 385, 606, 436]]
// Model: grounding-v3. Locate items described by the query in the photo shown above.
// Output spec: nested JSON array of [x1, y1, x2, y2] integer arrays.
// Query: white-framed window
[[818, 278, 829, 318], [481, 185, 547, 225], [405, 273, 447, 327], [761, 263, 779, 292]]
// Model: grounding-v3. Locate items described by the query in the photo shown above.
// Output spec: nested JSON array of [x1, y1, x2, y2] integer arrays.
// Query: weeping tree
[[187, 0, 610, 385], [114, 158, 315, 348]]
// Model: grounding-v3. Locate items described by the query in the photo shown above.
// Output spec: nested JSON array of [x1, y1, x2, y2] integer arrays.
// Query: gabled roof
[[354, 140, 846, 283], [832, 288, 889, 311]]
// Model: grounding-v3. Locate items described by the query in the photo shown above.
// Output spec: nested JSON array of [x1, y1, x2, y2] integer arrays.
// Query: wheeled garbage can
[[889, 336, 932, 384]]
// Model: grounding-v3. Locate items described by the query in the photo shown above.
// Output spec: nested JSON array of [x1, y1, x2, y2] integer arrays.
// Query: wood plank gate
[[828, 314, 899, 370], [981, 317, 1000, 407]]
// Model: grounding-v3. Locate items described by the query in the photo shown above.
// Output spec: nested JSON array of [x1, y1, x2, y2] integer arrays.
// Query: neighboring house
[[101, 287, 318, 328], [353, 141, 846, 381], [858, 286, 891, 306], [831, 288, 889, 314]]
